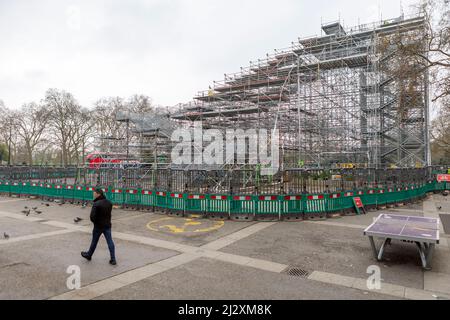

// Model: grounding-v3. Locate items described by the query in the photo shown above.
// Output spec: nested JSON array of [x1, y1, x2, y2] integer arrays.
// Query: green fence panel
[[54, 184, 65, 199], [383, 188, 396, 204], [362, 189, 378, 206], [124, 188, 141, 207], [63, 185, 75, 201], [0, 181, 9, 194], [18, 182, 31, 196], [376, 189, 387, 206], [326, 193, 343, 213], [186, 194, 207, 213], [10, 181, 21, 195], [44, 183, 56, 199], [155, 191, 168, 209], [282, 195, 303, 215], [167, 193, 185, 212], [29, 182, 40, 197], [109, 188, 125, 206], [208, 195, 229, 214], [256, 195, 281, 215], [140, 190, 154, 208], [340, 192, 356, 211], [84, 186, 96, 202], [304, 194, 327, 216], [230, 195, 255, 215], [436, 182, 446, 191], [73, 186, 85, 201]]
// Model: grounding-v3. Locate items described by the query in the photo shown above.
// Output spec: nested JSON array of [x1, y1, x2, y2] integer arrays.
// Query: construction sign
[[437, 174, 450, 183], [353, 197, 366, 215]]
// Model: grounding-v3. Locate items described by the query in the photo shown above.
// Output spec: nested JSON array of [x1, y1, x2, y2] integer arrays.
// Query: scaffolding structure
[[170, 14, 430, 170]]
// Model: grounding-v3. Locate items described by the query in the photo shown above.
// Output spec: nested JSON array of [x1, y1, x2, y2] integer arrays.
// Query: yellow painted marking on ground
[[162, 225, 185, 233], [193, 220, 225, 233], [146, 216, 225, 234], [185, 221, 202, 226], [146, 217, 174, 232]]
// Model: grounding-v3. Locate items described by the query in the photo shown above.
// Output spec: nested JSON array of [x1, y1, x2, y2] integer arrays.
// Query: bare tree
[[93, 97, 127, 140], [45, 88, 81, 166], [126, 94, 154, 114], [394, 0, 450, 102], [15, 103, 51, 165], [0, 105, 20, 165], [67, 107, 95, 165]]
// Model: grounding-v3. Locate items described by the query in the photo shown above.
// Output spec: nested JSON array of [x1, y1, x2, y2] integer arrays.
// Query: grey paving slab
[[0, 196, 145, 226], [96, 257, 396, 300], [0, 216, 63, 240], [220, 222, 425, 289], [0, 231, 178, 299], [112, 213, 257, 247], [424, 272, 450, 295]]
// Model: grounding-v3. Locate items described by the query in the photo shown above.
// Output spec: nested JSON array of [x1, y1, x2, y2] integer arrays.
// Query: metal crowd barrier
[[0, 179, 448, 221]]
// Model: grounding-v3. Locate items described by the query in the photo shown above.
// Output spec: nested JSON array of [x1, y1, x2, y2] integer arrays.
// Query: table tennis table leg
[[416, 242, 435, 270], [416, 243, 433, 270], [368, 236, 378, 260], [368, 237, 390, 261], [426, 244, 435, 270], [377, 238, 390, 261]]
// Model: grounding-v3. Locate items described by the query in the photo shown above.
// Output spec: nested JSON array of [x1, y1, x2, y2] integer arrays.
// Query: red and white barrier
[[210, 195, 227, 200], [233, 196, 252, 201], [259, 196, 277, 201], [170, 193, 183, 198], [307, 195, 324, 200], [284, 195, 301, 201], [188, 195, 205, 200]]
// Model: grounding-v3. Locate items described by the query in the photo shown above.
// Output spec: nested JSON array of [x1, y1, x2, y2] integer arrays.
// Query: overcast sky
[[0, 0, 421, 109]]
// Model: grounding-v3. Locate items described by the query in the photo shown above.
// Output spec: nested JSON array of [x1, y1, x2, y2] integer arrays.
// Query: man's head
[[93, 188, 104, 199]]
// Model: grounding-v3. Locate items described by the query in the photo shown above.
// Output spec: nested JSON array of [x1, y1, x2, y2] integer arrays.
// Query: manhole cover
[[282, 266, 310, 278]]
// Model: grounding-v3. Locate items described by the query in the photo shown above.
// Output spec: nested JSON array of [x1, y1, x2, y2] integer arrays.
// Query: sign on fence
[[437, 174, 450, 182], [353, 197, 366, 215]]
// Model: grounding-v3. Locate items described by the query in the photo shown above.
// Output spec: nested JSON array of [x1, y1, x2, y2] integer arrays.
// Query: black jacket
[[90, 195, 113, 229]]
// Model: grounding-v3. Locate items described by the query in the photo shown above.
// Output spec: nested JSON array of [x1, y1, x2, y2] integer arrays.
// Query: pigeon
[[32, 207, 38, 210], [58, 203, 64, 206], [74, 217, 83, 223], [81, 203, 87, 209], [3, 232, 9, 240], [35, 210, 42, 214], [437, 206, 442, 210], [21, 210, 31, 216], [24, 206, 28, 209], [45, 204, 50, 207]]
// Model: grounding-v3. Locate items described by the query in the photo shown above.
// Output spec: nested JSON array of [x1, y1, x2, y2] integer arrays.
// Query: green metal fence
[[0, 179, 448, 220]]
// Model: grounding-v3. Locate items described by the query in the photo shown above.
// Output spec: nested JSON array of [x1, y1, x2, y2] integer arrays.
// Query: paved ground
[[1, 194, 450, 300]]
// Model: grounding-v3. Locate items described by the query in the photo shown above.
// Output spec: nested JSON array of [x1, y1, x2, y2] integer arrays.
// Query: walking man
[[81, 188, 117, 265]]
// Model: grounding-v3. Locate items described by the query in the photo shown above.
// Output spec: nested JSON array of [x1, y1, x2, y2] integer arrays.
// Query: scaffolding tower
[[171, 14, 430, 170]]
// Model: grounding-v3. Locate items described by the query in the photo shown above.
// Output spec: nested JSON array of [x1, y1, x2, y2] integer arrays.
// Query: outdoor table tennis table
[[364, 214, 440, 270]]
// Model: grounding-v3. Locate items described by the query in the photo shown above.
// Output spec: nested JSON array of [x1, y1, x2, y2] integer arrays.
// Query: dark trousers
[[87, 227, 116, 260]]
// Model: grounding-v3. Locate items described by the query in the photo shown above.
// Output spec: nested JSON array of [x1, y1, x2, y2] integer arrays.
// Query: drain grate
[[282, 266, 310, 278]]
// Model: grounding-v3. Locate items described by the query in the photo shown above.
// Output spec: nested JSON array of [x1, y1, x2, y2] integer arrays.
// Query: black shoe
[[109, 259, 117, 265], [81, 252, 92, 261]]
